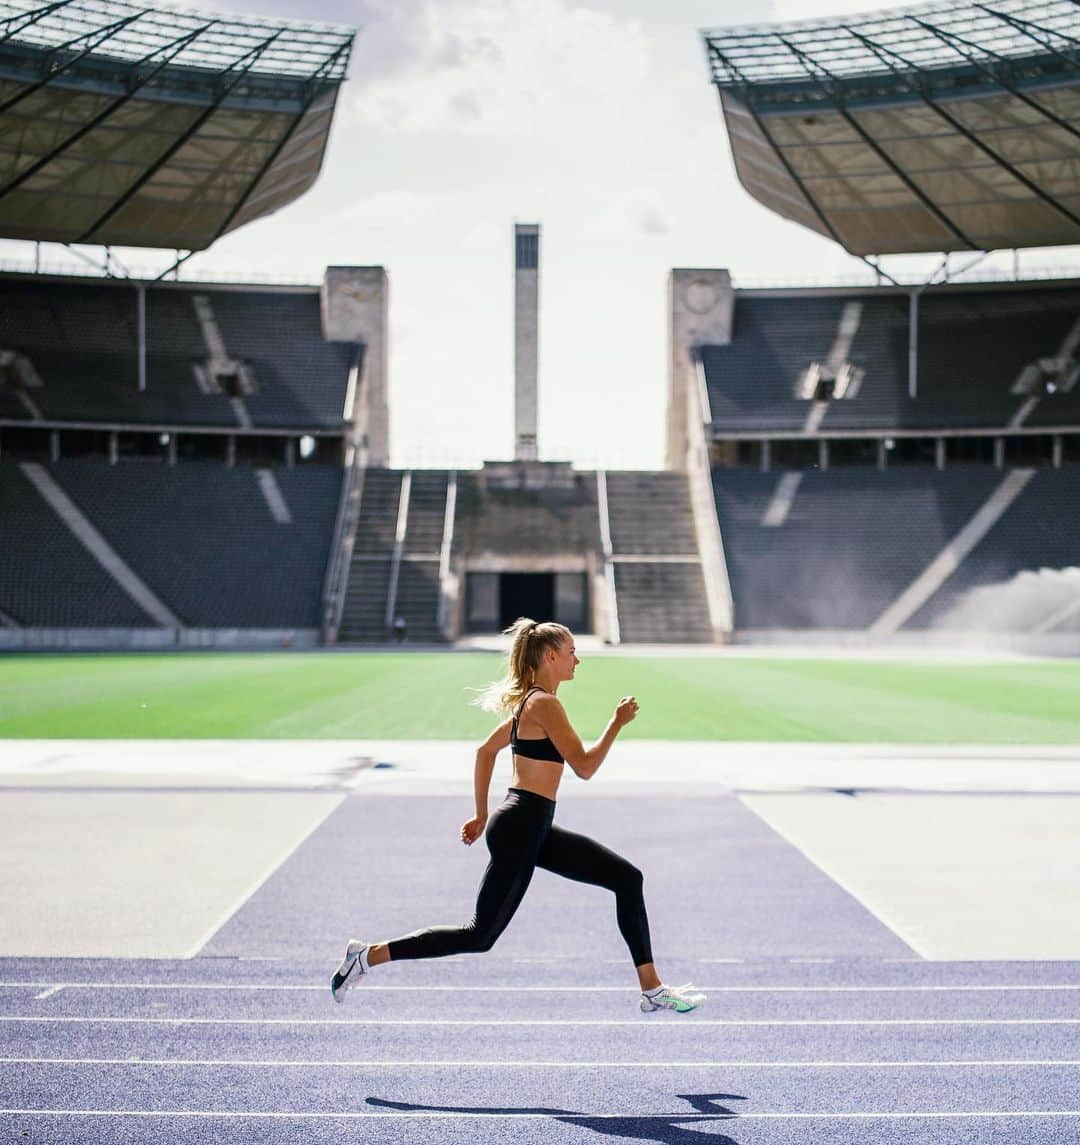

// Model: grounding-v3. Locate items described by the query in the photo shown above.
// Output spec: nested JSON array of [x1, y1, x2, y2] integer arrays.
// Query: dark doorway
[[499, 572, 554, 629]]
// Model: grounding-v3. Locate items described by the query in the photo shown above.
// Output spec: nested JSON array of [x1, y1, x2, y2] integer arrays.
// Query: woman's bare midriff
[[511, 754, 563, 801]]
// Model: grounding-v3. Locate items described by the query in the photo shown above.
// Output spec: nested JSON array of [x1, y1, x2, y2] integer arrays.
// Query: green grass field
[[1, 652, 1078, 743]]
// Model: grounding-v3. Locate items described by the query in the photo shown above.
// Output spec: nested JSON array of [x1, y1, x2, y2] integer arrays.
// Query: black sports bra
[[511, 686, 565, 764]]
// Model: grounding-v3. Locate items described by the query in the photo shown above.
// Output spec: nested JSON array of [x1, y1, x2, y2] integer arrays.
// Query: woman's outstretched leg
[[536, 823, 705, 1012], [332, 792, 550, 1000]]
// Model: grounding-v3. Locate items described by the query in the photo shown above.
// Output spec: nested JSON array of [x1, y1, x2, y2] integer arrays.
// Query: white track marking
[[2, 981, 1078, 993], [3, 1057, 1079, 1069], [32, 987, 63, 1000], [183, 797, 343, 958], [3, 1017, 1078, 1027], [1, 1109, 1078, 1121]]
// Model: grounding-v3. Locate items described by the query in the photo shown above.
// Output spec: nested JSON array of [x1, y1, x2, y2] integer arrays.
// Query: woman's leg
[[535, 824, 659, 989], [371, 799, 547, 963]]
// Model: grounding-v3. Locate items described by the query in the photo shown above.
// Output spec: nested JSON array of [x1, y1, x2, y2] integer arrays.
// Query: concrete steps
[[605, 471, 711, 643]]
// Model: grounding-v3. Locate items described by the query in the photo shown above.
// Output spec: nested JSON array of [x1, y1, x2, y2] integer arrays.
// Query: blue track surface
[[3, 793, 1078, 1143]]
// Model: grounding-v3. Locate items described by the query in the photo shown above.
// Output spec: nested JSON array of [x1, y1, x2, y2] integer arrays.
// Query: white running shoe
[[640, 982, 706, 1013], [330, 940, 369, 1003]]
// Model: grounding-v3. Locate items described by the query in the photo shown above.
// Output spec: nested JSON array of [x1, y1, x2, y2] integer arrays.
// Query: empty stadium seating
[[0, 274, 355, 429], [711, 467, 1003, 629], [0, 461, 155, 627], [0, 459, 341, 629], [702, 283, 1080, 433], [906, 469, 1080, 630]]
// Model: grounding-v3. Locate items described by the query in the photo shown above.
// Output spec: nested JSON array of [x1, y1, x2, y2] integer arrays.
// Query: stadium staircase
[[604, 471, 712, 643], [396, 470, 452, 643], [337, 470, 451, 643], [337, 469, 402, 642]]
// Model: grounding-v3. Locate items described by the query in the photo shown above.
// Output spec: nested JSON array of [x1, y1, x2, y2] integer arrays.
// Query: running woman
[[331, 618, 705, 1014]]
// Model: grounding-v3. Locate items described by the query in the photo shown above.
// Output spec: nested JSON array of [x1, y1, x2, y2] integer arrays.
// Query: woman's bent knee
[[620, 863, 644, 892]]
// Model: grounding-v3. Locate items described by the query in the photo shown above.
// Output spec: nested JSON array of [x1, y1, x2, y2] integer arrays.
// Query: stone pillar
[[321, 266, 389, 467], [514, 224, 540, 461], [668, 269, 734, 470]]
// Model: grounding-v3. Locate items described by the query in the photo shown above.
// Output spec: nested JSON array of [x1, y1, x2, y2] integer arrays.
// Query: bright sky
[[4, 0, 1079, 469]]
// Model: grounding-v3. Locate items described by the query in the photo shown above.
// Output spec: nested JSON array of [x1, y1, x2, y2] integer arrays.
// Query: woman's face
[[551, 634, 579, 682]]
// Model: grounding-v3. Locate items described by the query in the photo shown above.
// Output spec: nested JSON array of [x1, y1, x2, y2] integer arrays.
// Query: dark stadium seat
[[702, 285, 1080, 433], [43, 459, 341, 628], [0, 461, 156, 626], [906, 469, 1080, 629], [0, 275, 355, 430], [711, 467, 1002, 629]]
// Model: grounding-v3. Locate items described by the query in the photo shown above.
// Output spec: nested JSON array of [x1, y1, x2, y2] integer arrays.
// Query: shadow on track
[[366, 1093, 748, 1142]]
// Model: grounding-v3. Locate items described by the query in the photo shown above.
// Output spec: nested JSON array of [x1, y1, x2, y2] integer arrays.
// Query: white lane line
[[2, 982, 1077, 993], [3, 1057, 1079, 1069], [1, 1109, 1078, 1121], [32, 987, 63, 1001], [3, 1017, 1078, 1027]]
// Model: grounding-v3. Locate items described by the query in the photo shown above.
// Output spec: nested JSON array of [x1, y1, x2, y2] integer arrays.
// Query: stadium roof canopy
[[703, 0, 1080, 256], [0, 0, 354, 251]]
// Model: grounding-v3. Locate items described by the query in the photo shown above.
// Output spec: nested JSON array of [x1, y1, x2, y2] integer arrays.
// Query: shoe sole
[[641, 999, 706, 1013]]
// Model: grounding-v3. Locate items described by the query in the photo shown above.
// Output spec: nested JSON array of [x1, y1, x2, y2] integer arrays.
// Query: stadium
[[1, 0, 1079, 1140]]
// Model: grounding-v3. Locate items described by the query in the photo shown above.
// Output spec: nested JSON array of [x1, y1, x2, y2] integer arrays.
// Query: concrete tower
[[514, 223, 540, 461]]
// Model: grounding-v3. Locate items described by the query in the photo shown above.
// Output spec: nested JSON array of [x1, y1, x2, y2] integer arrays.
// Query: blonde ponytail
[[471, 617, 571, 712]]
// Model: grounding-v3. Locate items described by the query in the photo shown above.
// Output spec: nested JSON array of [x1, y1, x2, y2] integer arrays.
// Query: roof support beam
[[972, 3, 1080, 59], [847, 27, 1080, 237], [739, 99, 847, 249], [207, 40, 350, 247], [0, 9, 149, 116], [705, 48, 847, 250], [0, 22, 215, 202], [776, 33, 980, 250], [76, 30, 283, 242], [911, 17, 1080, 146], [0, 0, 78, 40]]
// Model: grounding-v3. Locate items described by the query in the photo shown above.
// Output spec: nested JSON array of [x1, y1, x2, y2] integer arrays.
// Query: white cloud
[[348, 0, 652, 138]]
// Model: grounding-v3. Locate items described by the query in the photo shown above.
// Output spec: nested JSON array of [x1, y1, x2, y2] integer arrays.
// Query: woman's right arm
[[536, 694, 639, 781], [461, 717, 512, 845]]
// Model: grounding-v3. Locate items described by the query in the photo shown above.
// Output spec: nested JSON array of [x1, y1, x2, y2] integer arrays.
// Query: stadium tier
[[711, 468, 1001, 629], [0, 459, 341, 630], [906, 468, 1080, 630], [0, 274, 356, 429], [710, 466, 1080, 634], [702, 282, 1080, 434]]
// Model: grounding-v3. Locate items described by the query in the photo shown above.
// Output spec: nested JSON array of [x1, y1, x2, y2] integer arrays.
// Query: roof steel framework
[[0, 0, 352, 81], [703, 0, 1080, 256], [0, 0, 355, 251]]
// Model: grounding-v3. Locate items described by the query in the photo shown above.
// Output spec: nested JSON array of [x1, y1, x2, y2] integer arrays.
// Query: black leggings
[[387, 787, 653, 966]]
